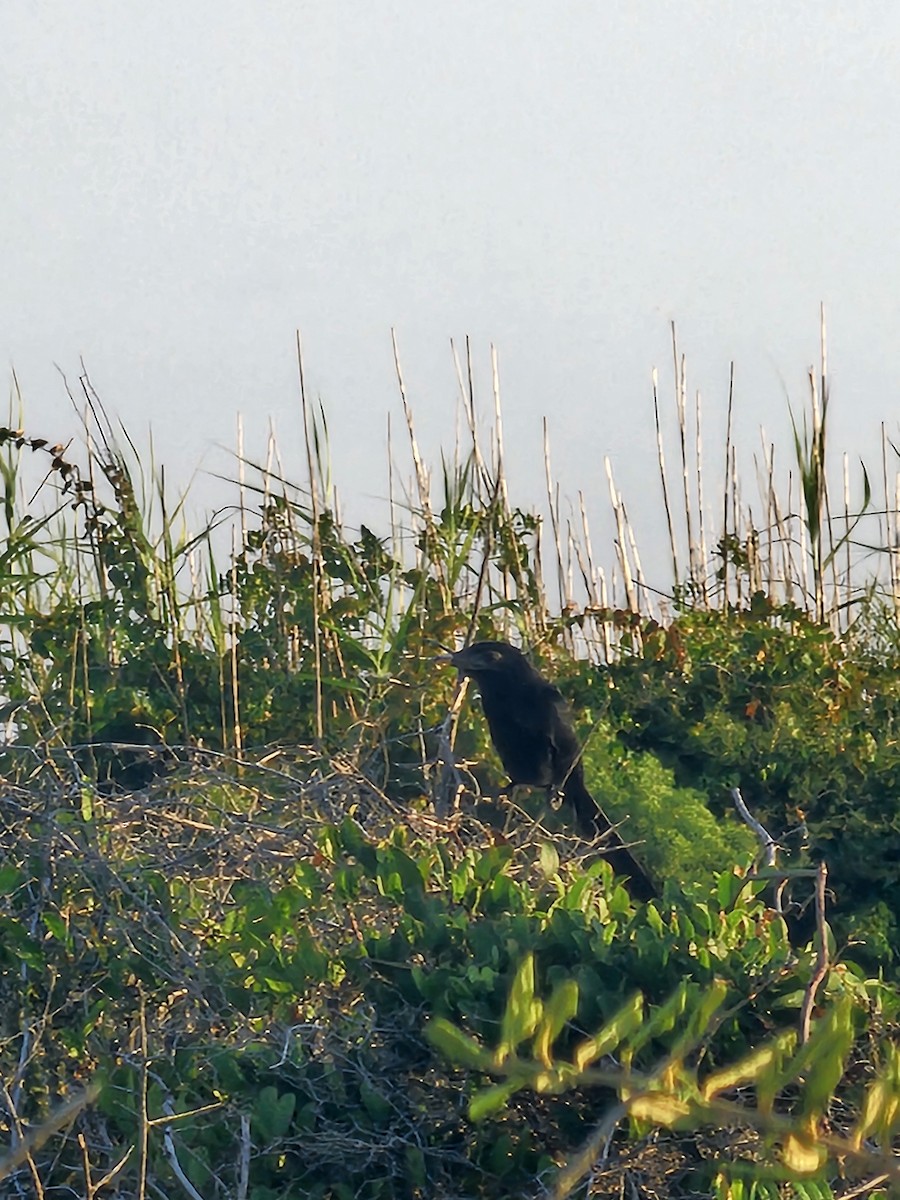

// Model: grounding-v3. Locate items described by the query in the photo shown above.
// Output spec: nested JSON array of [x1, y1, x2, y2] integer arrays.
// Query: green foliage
[[577, 717, 756, 883], [595, 602, 900, 967], [3, 390, 900, 1196], [5, 777, 898, 1196], [429, 953, 900, 1194]]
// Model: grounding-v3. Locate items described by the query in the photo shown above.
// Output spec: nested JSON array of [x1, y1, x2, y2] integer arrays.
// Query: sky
[[3, 2, 900, 589]]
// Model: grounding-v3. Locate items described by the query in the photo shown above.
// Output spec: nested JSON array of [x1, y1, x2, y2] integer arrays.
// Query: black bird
[[446, 640, 656, 901]]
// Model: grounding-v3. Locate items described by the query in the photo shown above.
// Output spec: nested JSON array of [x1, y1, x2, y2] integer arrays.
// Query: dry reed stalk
[[533, 511, 546, 629], [490, 346, 508, 520], [266, 421, 304, 673], [578, 491, 599, 607], [543, 418, 566, 615], [82, 409, 108, 606], [881, 424, 891, 596], [799, 489, 810, 613], [672, 324, 697, 589], [229, 523, 242, 755], [750, 445, 764, 593], [622, 500, 648, 618], [652, 366, 679, 585], [882, 424, 899, 611], [187, 548, 200, 628], [722, 362, 735, 608], [597, 566, 613, 662], [729, 444, 742, 609], [263, 421, 277, 511], [749, 523, 762, 595], [565, 523, 579, 652], [297, 331, 324, 740], [843, 452, 852, 615], [695, 388, 709, 604], [391, 329, 456, 623], [604, 456, 638, 613], [557, 481, 571, 615], [819, 308, 836, 621], [759, 432, 776, 599], [237, 412, 247, 548], [805, 364, 827, 622], [157, 471, 190, 738], [450, 340, 477, 487], [462, 471, 504, 649], [825, 490, 839, 628], [489, 344, 521, 640], [818, 410, 840, 625], [777, 472, 796, 608], [455, 335, 490, 502], [386, 412, 401, 576], [765, 442, 776, 600]]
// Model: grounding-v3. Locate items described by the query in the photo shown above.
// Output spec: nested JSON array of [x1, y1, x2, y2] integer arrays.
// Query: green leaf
[[0, 865, 23, 894], [715, 868, 747, 909], [404, 1145, 426, 1188], [573, 992, 644, 1071], [645, 902, 664, 934], [252, 1086, 296, 1142], [627, 982, 690, 1060], [851, 1041, 900, 1149], [539, 840, 560, 878], [670, 978, 729, 1058], [762, 1000, 853, 1117], [469, 1081, 517, 1121], [497, 955, 541, 1064], [702, 1029, 796, 1101], [780, 1132, 826, 1176], [42, 911, 68, 942], [425, 1019, 490, 1069], [799, 1000, 855, 1120], [533, 979, 579, 1067], [359, 1082, 392, 1124]]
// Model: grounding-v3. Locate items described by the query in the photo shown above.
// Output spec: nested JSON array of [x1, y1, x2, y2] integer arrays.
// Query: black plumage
[[447, 640, 656, 901]]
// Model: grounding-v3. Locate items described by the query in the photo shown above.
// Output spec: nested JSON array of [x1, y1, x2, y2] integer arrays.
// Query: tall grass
[[0, 320, 893, 767]]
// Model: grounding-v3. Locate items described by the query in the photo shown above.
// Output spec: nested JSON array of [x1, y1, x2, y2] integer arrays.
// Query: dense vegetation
[[1, 341, 899, 1197]]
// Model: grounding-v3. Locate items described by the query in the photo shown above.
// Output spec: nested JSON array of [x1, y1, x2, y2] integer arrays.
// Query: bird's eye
[[488, 650, 502, 662]]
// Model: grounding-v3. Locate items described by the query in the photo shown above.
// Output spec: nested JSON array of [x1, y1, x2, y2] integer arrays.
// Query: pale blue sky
[[3, 2, 899, 584]]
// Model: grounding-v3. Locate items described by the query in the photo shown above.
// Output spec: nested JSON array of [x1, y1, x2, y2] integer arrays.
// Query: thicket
[[1, 328, 899, 1197]]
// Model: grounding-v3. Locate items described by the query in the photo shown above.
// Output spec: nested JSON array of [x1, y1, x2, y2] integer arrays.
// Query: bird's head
[[441, 640, 529, 680]]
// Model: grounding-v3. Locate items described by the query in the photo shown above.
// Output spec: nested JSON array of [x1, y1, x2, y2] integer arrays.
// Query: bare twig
[[730, 787, 777, 867], [0, 1083, 99, 1187], [237, 1112, 251, 1200], [550, 1101, 628, 1200], [799, 860, 829, 1045], [161, 1095, 207, 1200]]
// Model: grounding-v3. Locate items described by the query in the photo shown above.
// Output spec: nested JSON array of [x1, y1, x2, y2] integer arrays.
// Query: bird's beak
[[436, 648, 468, 674]]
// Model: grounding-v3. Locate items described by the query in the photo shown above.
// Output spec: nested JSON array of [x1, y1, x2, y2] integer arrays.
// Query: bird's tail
[[564, 776, 657, 902]]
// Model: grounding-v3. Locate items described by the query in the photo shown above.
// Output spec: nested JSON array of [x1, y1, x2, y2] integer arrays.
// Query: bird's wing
[[543, 688, 584, 776]]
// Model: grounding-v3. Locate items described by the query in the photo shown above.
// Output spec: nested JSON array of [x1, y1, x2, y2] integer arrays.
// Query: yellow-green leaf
[[426, 1019, 489, 1069], [533, 979, 578, 1068], [781, 1133, 826, 1176], [573, 992, 644, 1072], [497, 955, 540, 1064]]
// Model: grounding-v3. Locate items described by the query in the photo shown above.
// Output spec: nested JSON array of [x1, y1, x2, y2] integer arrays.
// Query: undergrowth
[[1, 326, 900, 1197]]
